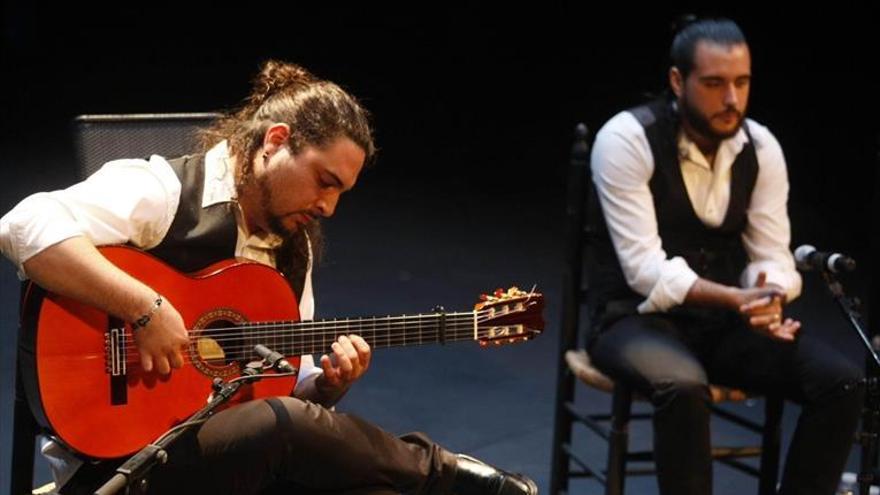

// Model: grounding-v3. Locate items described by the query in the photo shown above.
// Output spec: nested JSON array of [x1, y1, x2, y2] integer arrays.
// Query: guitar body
[[19, 246, 302, 459], [18, 246, 546, 460]]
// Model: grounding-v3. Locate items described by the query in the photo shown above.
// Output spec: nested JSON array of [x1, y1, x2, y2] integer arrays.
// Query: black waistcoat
[[147, 154, 238, 272], [589, 99, 759, 327]]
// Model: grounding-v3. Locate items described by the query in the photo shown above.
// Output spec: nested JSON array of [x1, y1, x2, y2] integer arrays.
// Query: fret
[[291, 323, 302, 356], [241, 321, 255, 361], [312, 320, 317, 355]]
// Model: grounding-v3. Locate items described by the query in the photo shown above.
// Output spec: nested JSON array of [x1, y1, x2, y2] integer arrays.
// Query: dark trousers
[[588, 310, 864, 495], [61, 397, 457, 495]]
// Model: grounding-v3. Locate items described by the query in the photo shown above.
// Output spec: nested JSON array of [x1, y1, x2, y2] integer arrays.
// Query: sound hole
[[190, 309, 254, 378], [196, 319, 248, 368]]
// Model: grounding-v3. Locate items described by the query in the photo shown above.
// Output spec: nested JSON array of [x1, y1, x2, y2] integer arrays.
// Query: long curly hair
[[201, 61, 375, 292]]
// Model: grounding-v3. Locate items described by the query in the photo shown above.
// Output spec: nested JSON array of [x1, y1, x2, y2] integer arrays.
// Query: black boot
[[450, 454, 538, 495]]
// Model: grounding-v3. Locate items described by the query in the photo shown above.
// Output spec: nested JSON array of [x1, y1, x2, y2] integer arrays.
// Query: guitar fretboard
[[234, 311, 479, 358]]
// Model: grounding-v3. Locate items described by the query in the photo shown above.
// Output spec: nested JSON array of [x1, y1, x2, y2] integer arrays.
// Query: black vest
[[589, 99, 759, 327], [148, 154, 238, 272], [146, 154, 308, 296]]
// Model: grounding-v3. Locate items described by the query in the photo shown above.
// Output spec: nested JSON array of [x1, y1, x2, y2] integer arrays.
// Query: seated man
[[587, 18, 863, 495], [0, 60, 537, 495]]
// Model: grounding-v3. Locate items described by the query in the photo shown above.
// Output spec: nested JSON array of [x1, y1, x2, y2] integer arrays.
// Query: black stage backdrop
[[0, 4, 877, 493]]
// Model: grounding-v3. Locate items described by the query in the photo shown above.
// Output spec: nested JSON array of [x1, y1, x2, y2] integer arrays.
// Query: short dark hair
[[670, 18, 747, 79]]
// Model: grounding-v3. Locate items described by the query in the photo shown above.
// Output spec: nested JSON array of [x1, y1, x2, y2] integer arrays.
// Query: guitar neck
[[238, 311, 478, 356]]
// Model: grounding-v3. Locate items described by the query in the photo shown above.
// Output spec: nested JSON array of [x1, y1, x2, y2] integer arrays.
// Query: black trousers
[[588, 310, 864, 495], [61, 397, 457, 495]]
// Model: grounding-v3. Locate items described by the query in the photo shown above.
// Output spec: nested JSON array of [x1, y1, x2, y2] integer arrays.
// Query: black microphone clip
[[254, 344, 298, 374]]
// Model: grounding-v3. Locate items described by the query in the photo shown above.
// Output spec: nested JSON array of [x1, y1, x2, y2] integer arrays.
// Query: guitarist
[[0, 60, 537, 495]]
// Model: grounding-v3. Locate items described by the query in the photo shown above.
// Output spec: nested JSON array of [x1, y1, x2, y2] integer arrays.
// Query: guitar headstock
[[474, 287, 544, 347]]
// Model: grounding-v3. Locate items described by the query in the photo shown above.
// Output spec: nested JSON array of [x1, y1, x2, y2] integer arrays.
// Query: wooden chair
[[7, 112, 220, 495], [548, 123, 784, 495]]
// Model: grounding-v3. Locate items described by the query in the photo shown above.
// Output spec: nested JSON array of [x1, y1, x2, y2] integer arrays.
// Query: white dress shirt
[[0, 141, 320, 487], [591, 110, 802, 314]]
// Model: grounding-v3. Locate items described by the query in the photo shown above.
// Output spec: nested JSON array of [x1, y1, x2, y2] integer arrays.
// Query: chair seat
[[33, 482, 56, 494], [565, 349, 749, 403]]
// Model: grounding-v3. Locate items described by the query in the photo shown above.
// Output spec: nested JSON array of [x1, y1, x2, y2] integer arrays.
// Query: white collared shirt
[[0, 141, 319, 487], [591, 110, 802, 313], [1, 140, 316, 320]]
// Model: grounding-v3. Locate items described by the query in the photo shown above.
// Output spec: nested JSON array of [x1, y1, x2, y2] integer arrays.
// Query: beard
[[257, 173, 298, 238], [680, 93, 746, 141], [266, 211, 293, 238]]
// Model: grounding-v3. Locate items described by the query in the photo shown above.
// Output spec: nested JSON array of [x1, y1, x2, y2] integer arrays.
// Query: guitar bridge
[[104, 327, 127, 376], [104, 317, 128, 405]]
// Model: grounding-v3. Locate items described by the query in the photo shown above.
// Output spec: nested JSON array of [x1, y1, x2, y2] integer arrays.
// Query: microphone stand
[[93, 349, 297, 495], [817, 269, 880, 495]]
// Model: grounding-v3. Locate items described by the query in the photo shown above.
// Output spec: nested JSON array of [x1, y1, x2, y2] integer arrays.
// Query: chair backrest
[[872, 137, 880, 342], [549, 123, 593, 495], [560, 123, 596, 351], [73, 112, 222, 179], [8, 112, 222, 495]]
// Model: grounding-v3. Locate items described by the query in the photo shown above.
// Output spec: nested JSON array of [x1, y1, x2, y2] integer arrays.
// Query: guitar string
[[112, 308, 531, 351], [114, 324, 507, 360], [109, 325, 535, 365]]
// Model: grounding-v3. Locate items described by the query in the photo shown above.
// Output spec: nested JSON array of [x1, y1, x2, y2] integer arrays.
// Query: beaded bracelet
[[131, 294, 163, 331]]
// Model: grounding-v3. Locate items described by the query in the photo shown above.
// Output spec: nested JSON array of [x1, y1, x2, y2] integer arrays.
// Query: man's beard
[[258, 174, 297, 238], [680, 93, 746, 141]]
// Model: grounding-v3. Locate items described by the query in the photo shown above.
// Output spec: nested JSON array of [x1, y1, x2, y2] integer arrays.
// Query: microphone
[[254, 344, 297, 374], [794, 245, 856, 273]]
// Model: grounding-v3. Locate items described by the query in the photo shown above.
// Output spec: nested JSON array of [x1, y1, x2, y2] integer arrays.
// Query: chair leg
[[759, 396, 784, 495], [550, 369, 576, 495], [10, 369, 36, 495], [606, 385, 633, 495]]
